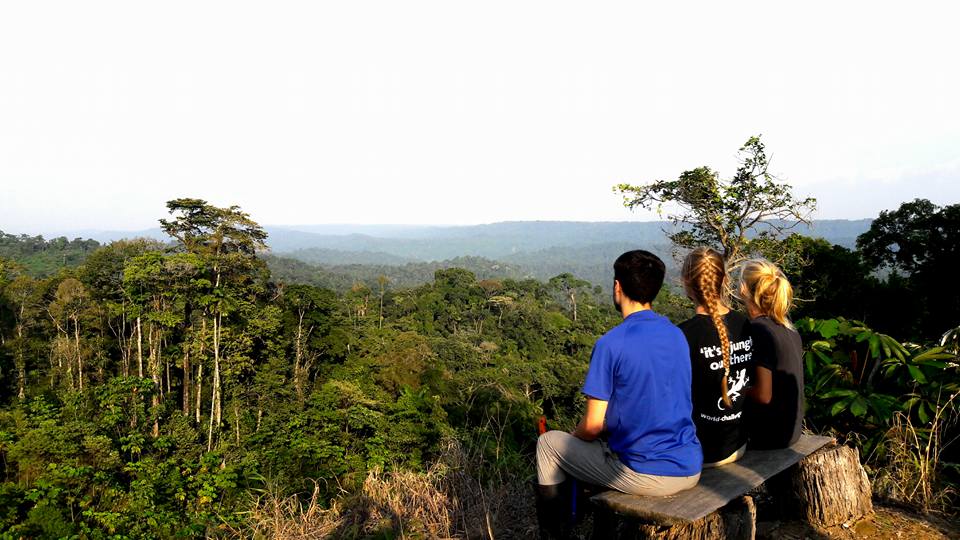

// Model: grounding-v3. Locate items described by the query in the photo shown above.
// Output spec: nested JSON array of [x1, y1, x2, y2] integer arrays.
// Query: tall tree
[[856, 199, 959, 276], [616, 136, 817, 267], [377, 274, 390, 330], [548, 273, 591, 322], [48, 278, 93, 392], [81, 239, 164, 378], [5, 274, 41, 399], [159, 198, 268, 450], [857, 199, 960, 339]]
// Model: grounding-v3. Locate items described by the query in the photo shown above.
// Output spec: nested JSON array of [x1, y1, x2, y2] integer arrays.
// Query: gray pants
[[536, 430, 700, 496]]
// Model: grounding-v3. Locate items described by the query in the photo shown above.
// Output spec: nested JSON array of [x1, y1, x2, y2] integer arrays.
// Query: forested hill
[[264, 254, 529, 292], [1, 199, 956, 537], [27, 220, 872, 290], [52, 219, 873, 259], [275, 219, 872, 256], [265, 220, 868, 293], [0, 231, 101, 276]]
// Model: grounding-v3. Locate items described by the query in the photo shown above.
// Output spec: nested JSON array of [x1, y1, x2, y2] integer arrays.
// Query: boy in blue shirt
[[535, 250, 702, 537]]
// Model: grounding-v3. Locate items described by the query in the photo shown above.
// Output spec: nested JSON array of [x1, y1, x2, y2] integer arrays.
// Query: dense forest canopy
[[0, 200, 626, 536], [0, 192, 957, 537], [0, 232, 101, 277]]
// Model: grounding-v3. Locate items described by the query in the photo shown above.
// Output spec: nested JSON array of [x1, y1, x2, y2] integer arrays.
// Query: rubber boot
[[534, 482, 572, 540]]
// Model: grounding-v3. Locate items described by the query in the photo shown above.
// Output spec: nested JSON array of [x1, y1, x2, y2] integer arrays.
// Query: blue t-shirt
[[582, 310, 703, 476]]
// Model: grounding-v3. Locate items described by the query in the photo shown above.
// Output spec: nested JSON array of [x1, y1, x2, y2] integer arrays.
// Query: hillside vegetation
[[0, 193, 955, 537], [0, 232, 100, 277]]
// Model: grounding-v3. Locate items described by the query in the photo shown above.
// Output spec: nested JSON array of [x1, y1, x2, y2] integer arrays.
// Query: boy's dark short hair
[[614, 250, 666, 304]]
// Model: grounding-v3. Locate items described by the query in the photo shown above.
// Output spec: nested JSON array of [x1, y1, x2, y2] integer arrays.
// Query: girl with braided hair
[[679, 248, 754, 467], [739, 258, 805, 449]]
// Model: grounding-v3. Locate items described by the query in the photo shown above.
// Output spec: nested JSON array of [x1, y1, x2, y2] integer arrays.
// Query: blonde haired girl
[[739, 258, 805, 449], [679, 248, 754, 466]]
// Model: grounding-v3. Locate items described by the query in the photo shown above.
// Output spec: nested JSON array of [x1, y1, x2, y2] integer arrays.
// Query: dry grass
[[227, 439, 537, 539], [871, 393, 958, 513]]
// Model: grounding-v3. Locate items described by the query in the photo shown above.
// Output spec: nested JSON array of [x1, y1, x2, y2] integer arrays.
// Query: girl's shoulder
[[677, 314, 705, 331], [748, 315, 777, 330], [750, 316, 803, 348]]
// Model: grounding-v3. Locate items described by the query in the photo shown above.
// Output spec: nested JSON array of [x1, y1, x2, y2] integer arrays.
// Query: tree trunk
[[207, 313, 222, 451], [195, 319, 206, 423], [165, 344, 171, 395], [119, 305, 130, 377], [182, 345, 191, 416], [195, 363, 203, 424], [207, 365, 217, 451], [136, 316, 144, 378], [148, 323, 160, 390], [15, 321, 25, 400], [766, 443, 873, 528], [149, 323, 160, 438], [234, 402, 241, 444], [207, 275, 219, 451], [294, 310, 304, 402], [594, 496, 756, 540], [16, 356, 26, 399], [74, 317, 83, 393], [213, 313, 221, 426]]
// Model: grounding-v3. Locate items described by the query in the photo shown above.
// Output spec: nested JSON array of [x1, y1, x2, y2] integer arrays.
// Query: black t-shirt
[[678, 311, 754, 463], [745, 316, 805, 449]]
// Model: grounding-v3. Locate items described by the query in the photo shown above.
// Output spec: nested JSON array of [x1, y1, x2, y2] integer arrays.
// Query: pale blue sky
[[1, 1, 958, 235]]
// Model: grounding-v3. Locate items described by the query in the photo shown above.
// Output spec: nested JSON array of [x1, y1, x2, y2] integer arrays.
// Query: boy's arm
[[571, 397, 607, 441]]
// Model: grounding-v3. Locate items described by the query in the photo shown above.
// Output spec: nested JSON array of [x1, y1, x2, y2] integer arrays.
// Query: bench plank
[[591, 434, 834, 525]]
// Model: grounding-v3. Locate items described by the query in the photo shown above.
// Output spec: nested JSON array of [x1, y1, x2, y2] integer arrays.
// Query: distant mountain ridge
[[10, 220, 875, 289], [62, 219, 873, 261]]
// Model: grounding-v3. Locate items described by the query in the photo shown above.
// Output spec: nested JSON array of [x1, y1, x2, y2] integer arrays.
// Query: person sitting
[[678, 247, 754, 467], [534, 250, 702, 538], [739, 258, 804, 449]]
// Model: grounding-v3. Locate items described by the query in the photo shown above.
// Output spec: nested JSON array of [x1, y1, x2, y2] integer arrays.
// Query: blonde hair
[[682, 248, 733, 409], [738, 258, 794, 329]]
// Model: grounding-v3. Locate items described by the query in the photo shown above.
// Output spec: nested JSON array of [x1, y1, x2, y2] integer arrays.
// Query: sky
[[1, 1, 958, 235]]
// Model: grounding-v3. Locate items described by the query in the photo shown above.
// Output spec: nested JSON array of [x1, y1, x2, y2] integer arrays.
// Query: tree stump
[[593, 496, 756, 540], [767, 442, 873, 528]]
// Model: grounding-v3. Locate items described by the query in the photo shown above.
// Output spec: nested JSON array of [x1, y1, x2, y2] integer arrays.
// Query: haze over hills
[[58, 219, 872, 259], [34, 220, 873, 292]]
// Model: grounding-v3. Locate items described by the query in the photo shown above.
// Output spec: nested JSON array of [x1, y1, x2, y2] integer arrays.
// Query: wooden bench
[[590, 434, 873, 539]]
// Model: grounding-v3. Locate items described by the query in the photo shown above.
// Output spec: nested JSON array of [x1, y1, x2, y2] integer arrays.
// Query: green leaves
[[800, 316, 959, 435], [817, 319, 840, 339], [617, 136, 816, 265]]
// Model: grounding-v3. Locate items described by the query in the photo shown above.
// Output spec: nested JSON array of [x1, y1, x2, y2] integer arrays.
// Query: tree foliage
[[856, 199, 960, 340], [0, 193, 957, 535], [0, 199, 624, 536], [616, 136, 817, 266], [0, 232, 100, 277]]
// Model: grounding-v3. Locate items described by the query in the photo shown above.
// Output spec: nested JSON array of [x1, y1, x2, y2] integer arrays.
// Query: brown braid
[[682, 248, 733, 408]]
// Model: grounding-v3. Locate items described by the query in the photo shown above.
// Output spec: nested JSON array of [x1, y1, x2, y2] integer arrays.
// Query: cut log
[[593, 496, 756, 540], [766, 442, 873, 528]]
